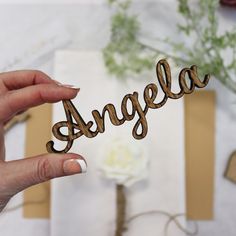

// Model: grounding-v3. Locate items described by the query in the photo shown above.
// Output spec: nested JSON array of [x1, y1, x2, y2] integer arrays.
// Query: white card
[[50, 51, 186, 236]]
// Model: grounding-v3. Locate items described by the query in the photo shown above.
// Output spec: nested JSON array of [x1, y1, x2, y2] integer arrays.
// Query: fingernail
[[76, 159, 87, 173], [63, 158, 87, 175], [60, 84, 80, 90]]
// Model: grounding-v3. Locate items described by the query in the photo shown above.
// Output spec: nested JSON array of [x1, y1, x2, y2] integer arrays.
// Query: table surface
[[0, 1, 236, 236]]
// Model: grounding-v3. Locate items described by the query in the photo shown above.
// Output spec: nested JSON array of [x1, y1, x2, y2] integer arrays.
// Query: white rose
[[98, 137, 149, 187]]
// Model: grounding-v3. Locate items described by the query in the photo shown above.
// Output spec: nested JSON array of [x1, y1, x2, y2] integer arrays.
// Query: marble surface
[[0, 1, 236, 236]]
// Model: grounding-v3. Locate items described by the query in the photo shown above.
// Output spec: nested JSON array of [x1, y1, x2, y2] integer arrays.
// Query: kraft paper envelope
[[23, 104, 52, 219], [185, 91, 215, 220]]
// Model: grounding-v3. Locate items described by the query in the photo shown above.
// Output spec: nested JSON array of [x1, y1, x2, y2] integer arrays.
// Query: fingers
[[0, 84, 79, 122], [0, 126, 5, 161], [0, 69, 80, 122], [0, 70, 55, 91], [0, 153, 87, 196]]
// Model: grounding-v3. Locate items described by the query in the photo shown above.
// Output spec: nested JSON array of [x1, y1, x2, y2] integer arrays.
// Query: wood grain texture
[[24, 104, 52, 219], [47, 59, 211, 153], [185, 91, 215, 220]]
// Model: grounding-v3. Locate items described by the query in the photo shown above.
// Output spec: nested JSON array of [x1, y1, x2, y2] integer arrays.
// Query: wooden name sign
[[46, 59, 210, 153]]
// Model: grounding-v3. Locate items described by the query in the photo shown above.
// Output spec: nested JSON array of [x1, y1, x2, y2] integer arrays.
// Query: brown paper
[[185, 90, 215, 220], [225, 151, 236, 183], [23, 104, 52, 219]]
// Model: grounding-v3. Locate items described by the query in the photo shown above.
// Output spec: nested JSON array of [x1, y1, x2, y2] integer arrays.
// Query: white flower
[[98, 137, 149, 187]]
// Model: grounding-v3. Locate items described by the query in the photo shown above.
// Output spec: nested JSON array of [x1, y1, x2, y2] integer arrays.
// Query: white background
[[0, 1, 236, 236]]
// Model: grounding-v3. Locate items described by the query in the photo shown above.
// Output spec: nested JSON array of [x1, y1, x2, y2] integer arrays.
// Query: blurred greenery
[[103, 0, 236, 93]]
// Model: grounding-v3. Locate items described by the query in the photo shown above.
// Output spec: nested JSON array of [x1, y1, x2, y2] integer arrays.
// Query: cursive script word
[[46, 59, 210, 153]]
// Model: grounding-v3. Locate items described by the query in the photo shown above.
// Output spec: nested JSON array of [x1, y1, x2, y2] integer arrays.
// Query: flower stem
[[115, 184, 126, 236], [138, 41, 190, 65]]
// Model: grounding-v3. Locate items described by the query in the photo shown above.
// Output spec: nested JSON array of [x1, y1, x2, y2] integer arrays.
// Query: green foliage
[[103, 0, 154, 78], [103, 0, 236, 93]]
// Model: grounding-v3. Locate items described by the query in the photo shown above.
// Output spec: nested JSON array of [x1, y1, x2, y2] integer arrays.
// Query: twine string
[[116, 184, 126, 236], [116, 185, 198, 236], [164, 213, 198, 236], [126, 211, 198, 236], [3, 184, 198, 236]]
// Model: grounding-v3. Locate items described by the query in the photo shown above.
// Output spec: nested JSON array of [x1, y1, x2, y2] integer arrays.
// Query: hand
[[0, 70, 87, 212]]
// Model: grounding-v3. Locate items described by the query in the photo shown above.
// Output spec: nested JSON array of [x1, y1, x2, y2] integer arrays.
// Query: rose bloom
[[98, 137, 149, 187]]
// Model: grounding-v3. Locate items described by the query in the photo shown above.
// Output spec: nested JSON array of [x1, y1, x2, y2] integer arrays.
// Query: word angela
[[46, 59, 210, 153]]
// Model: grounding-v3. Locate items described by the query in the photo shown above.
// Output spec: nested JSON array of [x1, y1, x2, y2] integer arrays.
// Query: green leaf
[[103, 0, 236, 93]]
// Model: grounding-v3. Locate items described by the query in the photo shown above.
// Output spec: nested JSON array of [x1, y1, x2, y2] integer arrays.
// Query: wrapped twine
[[115, 184, 198, 236], [115, 184, 126, 236]]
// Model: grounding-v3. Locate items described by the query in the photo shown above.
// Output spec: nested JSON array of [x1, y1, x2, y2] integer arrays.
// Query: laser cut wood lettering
[[46, 59, 210, 153]]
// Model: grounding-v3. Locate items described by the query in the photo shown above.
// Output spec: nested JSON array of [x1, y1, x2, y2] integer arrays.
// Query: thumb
[[2, 153, 87, 196]]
